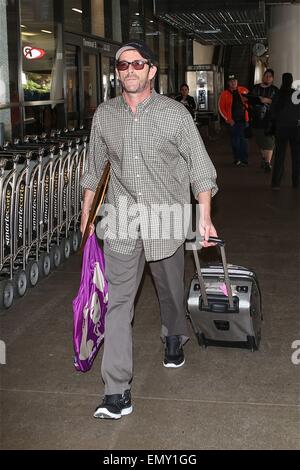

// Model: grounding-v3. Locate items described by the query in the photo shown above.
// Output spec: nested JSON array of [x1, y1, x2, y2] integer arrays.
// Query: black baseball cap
[[228, 74, 238, 81], [115, 40, 156, 65]]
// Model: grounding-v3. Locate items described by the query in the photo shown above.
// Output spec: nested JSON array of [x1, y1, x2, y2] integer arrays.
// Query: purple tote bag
[[73, 234, 108, 372]]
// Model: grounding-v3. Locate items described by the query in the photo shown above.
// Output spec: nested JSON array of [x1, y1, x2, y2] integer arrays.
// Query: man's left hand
[[199, 217, 218, 248]]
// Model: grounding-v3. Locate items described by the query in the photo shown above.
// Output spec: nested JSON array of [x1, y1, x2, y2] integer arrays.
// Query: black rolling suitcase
[[187, 238, 262, 351]]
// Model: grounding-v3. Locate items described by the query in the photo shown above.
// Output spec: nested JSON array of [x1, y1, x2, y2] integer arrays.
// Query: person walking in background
[[218, 74, 249, 166], [270, 73, 300, 190], [80, 40, 218, 420], [249, 69, 278, 173], [175, 83, 196, 117]]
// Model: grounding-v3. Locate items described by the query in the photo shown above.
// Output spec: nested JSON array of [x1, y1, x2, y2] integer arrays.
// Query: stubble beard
[[120, 74, 149, 94]]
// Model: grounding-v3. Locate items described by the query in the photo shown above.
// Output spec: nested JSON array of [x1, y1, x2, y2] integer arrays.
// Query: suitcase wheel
[[247, 335, 259, 352], [196, 332, 208, 348]]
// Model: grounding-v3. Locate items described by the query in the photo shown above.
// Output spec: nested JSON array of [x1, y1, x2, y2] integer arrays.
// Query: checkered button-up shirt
[[81, 90, 218, 261]]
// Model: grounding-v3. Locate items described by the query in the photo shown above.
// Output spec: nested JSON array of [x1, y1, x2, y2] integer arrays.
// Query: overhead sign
[[23, 46, 46, 60], [83, 38, 97, 49], [187, 65, 217, 71]]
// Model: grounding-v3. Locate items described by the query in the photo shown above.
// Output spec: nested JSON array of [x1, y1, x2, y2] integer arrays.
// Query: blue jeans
[[229, 122, 248, 163]]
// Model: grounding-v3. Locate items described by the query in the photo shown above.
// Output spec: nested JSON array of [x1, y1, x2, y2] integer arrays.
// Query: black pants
[[272, 132, 300, 188]]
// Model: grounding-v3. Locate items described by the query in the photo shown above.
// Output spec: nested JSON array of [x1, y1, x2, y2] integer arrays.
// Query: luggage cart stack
[[0, 127, 89, 310]]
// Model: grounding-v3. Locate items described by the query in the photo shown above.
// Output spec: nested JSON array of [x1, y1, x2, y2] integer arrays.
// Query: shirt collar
[[121, 89, 158, 112]]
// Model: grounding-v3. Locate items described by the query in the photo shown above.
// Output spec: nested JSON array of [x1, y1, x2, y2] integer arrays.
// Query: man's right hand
[[80, 189, 96, 237], [228, 119, 235, 126], [80, 211, 95, 236]]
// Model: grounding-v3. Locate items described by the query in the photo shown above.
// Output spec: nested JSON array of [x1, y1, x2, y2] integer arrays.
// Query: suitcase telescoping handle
[[191, 237, 234, 310]]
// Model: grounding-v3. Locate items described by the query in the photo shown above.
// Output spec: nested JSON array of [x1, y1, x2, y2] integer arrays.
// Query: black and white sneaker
[[93, 389, 132, 419], [163, 335, 185, 368]]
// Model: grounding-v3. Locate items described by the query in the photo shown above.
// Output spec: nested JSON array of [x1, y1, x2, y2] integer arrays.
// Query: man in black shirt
[[249, 69, 279, 172], [232, 87, 245, 123]]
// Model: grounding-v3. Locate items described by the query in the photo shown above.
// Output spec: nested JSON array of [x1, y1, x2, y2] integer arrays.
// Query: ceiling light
[[21, 32, 39, 36], [41, 29, 52, 34], [149, 20, 154, 23], [21, 24, 26, 28], [72, 8, 82, 13], [135, 12, 140, 16], [199, 29, 221, 34]]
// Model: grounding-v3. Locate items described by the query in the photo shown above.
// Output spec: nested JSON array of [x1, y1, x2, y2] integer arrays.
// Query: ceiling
[[154, 0, 300, 46]]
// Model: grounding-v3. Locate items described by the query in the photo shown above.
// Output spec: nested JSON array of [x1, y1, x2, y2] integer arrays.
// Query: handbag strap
[[80, 162, 110, 252]]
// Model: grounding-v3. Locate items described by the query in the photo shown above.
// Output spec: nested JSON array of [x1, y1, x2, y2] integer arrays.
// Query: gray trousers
[[101, 239, 189, 394]]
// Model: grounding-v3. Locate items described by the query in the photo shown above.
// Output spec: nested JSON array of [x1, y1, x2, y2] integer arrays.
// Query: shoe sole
[[93, 405, 133, 420], [163, 358, 185, 369]]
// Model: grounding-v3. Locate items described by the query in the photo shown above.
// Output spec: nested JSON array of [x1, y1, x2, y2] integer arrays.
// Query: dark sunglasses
[[116, 59, 152, 71]]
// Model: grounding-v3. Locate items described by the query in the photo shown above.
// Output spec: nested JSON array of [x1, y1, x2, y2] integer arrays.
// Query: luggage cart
[[0, 154, 28, 307], [11, 135, 73, 265], [0, 158, 15, 309], [4, 138, 58, 275], [0, 126, 90, 311], [0, 150, 39, 299]]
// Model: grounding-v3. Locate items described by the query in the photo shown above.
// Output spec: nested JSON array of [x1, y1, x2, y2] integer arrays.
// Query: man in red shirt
[[219, 74, 249, 166]]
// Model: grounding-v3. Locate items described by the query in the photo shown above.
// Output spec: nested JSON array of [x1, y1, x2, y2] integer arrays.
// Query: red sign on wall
[[23, 46, 46, 60]]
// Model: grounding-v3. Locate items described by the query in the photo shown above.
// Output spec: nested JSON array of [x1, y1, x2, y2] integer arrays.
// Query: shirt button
[[134, 118, 138, 122], [135, 156, 138, 159], [138, 192, 142, 196], [136, 174, 140, 178]]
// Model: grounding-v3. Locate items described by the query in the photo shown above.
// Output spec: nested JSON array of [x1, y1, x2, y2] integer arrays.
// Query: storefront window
[[21, 0, 63, 102], [64, 0, 106, 38], [0, 0, 11, 141], [117, 0, 145, 42], [64, 0, 84, 34], [110, 0, 122, 42], [0, 0, 10, 107], [0, 0, 22, 140], [91, 0, 105, 38], [144, 0, 159, 62]]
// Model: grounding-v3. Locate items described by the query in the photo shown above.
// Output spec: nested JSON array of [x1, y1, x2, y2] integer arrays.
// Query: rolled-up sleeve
[[177, 113, 218, 199], [80, 108, 109, 192]]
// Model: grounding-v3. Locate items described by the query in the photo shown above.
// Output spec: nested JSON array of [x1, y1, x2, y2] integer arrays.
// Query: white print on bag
[[0, 340, 6, 365], [79, 262, 108, 361], [93, 262, 108, 300]]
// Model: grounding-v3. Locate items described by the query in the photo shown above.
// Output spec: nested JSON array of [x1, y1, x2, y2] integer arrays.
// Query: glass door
[[101, 55, 120, 102], [82, 52, 99, 128], [65, 36, 119, 128], [65, 44, 80, 128]]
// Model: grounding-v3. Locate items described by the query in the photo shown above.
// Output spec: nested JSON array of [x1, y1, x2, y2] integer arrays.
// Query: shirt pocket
[[146, 129, 177, 161]]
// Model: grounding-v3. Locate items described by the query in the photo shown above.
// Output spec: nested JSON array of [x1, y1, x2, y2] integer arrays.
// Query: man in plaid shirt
[[81, 40, 218, 420]]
